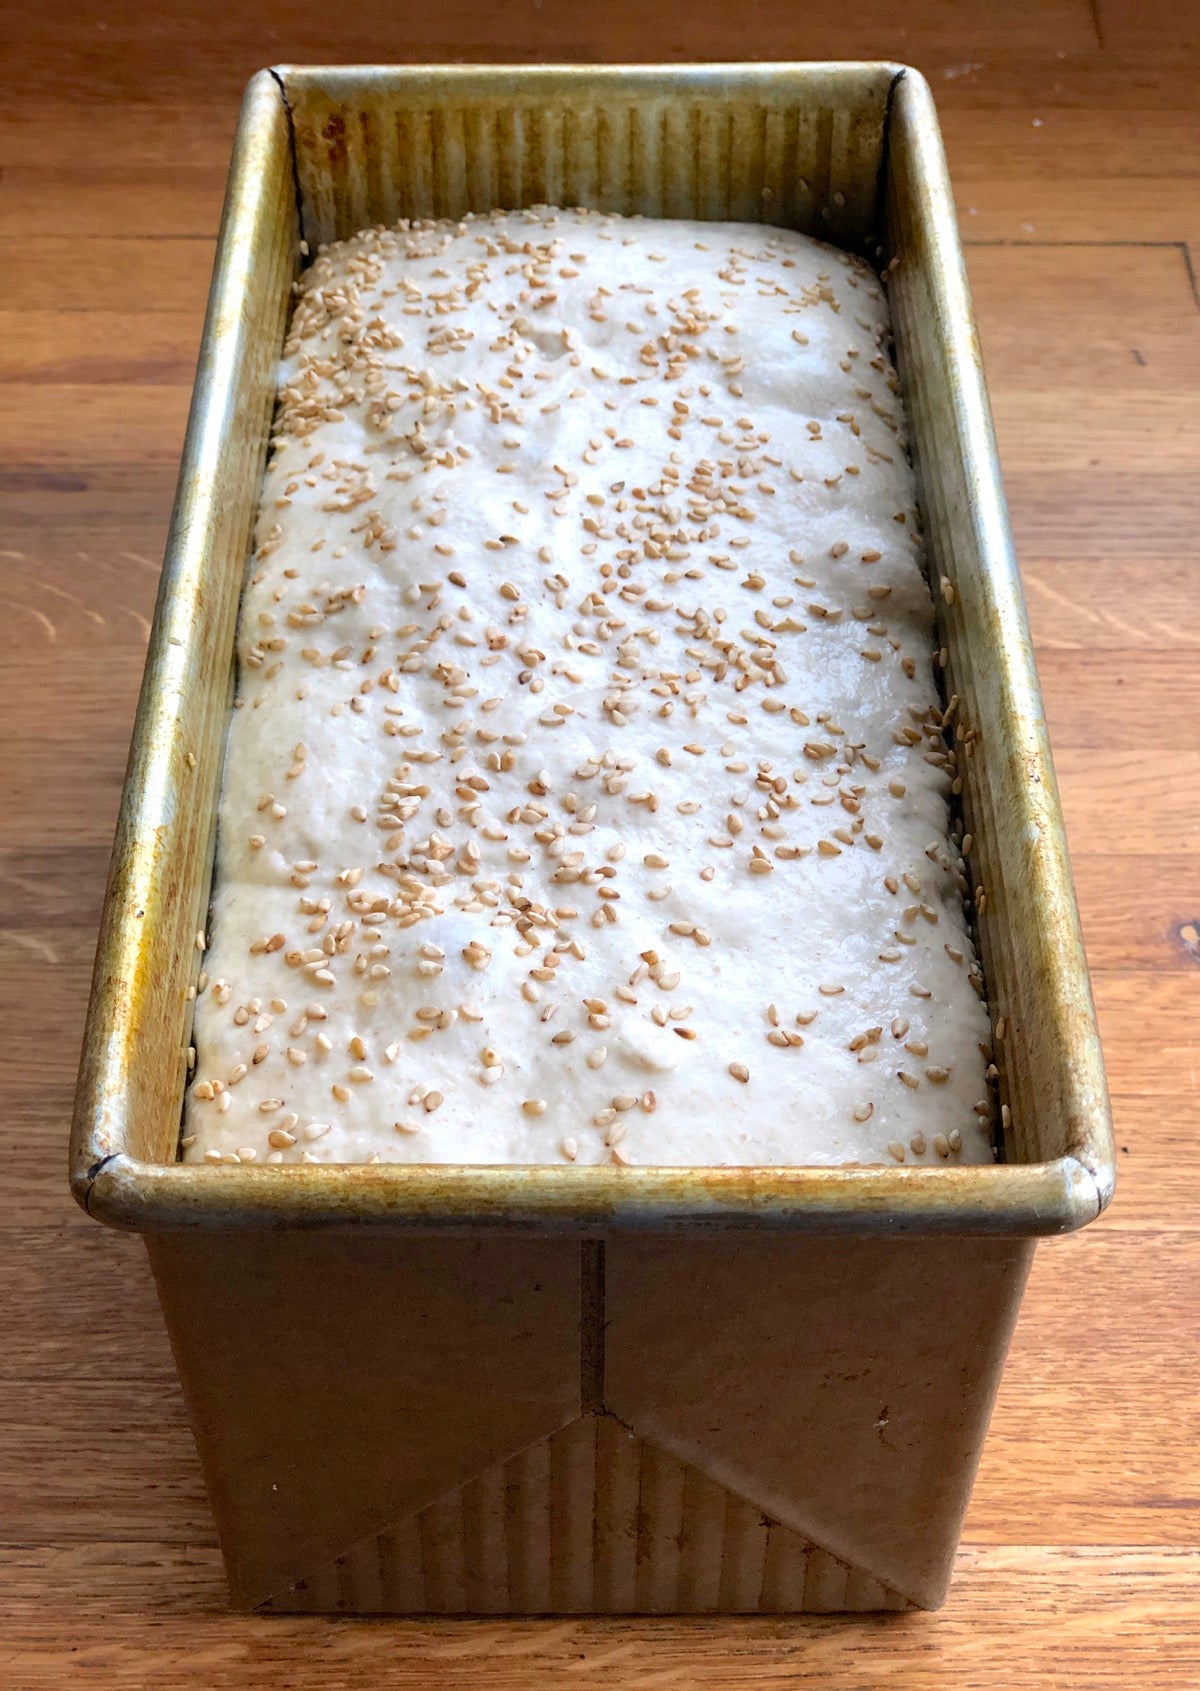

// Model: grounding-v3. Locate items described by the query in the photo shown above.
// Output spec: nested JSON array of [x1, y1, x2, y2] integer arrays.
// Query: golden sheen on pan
[[72, 63, 1113, 1616], [186, 208, 992, 1171]]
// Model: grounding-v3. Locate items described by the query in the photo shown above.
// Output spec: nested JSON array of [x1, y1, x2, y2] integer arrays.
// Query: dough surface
[[183, 208, 993, 1168]]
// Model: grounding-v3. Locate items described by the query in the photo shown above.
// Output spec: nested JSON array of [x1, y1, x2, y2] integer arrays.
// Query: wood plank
[[0, 1086, 1173, 1397], [1072, 856, 1199, 973], [2, 652, 149, 745], [930, 47, 1200, 111], [0, 387, 191, 462], [1006, 750, 1200, 855], [0, 2, 1102, 102], [5, 238, 214, 315], [16, 73, 1188, 187], [985, 317, 1200, 394], [944, 107, 1200, 182], [2, 3, 1198, 1673], [0, 546, 158, 649], [954, 181, 1200, 244], [1099, 1095, 1200, 1230], [1093, 974, 1200, 1096], [0, 947, 99, 1104], [0, 1381, 211, 1546], [5, 658, 1192, 856], [970, 242, 1198, 321], [0, 847, 113, 930], [21, 1035, 1192, 1226], [1, 1545, 1198, 1684], [0, 312, 201, 385], [1097, 2, 1200, 50], [0, 103, 238, 172], [6, 627, 1192, 762], [991, 391, 1200, 473], [1021, 560, 1200, 650], [1039, 650, 1200, 749], [1005, 471, 1200, 559], [0, 722, 134, 843], [0, 169, 227, 239], [968, 243, 1200, 394], [1, 1228, 174, 1383], [0, 469, 181, 542], [6, 952, 1182, 1220], [971, 1231, 1200, 1544], [5, 630, 1187, 777]]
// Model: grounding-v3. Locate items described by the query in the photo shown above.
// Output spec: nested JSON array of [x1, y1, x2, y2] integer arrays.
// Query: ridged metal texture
[[72, 63, 1113, 1237], [263, 1416, 910, 1615], [283, 63, 892, 252]]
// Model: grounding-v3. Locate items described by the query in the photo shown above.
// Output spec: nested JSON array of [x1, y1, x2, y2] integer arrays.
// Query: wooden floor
[[4, 1, 1200, 1684]]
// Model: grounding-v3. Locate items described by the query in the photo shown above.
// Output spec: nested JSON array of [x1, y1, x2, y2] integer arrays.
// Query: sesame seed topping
[[183, 207, 991, 1174]]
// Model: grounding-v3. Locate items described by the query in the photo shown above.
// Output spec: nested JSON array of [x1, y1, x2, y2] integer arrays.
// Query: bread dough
[[183, 208, 993, 1168]]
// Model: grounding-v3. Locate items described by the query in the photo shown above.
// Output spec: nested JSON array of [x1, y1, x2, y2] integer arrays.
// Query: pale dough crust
[[183, 208, 994, 1168]]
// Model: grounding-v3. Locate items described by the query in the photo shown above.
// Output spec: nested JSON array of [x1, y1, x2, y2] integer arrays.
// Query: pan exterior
[[71, 63, 1113, 1612], [147, 1228, 1033, 1613]]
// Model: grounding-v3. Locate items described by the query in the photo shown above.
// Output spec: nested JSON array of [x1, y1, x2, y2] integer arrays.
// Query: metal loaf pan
[[71, 63, 1114, 1614]]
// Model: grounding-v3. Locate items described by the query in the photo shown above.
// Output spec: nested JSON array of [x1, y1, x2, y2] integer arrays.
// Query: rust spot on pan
[[322, 112, 347, 167]]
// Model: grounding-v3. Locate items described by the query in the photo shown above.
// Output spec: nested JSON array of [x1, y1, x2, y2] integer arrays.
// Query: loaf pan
[[71, 62, 1113, 1613]]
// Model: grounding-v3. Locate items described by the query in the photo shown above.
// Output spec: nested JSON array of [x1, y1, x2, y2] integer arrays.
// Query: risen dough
[[183, 208, 994, 1168]]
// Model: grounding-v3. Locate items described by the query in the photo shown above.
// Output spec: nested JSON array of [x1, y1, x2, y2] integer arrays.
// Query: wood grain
[[2, 0, 1198, 1682]]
